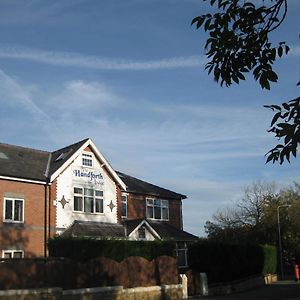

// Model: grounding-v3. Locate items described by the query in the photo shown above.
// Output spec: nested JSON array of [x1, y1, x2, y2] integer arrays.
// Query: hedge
[[188, 240, 276, 284], [48, 238, 176, 261], [262, 244, 277, 275]]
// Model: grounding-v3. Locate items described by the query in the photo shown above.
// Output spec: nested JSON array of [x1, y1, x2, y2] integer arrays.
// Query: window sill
[[146, 218, 169, 222], [73, 211, 105, 215], [3, 220, 24, 224]]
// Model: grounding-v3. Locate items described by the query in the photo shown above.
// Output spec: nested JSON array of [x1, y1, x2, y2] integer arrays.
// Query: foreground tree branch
[[192, 0, 299, 164]]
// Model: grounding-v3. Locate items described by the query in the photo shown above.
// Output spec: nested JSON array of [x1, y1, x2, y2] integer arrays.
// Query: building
[[0, 138, 197, 265]]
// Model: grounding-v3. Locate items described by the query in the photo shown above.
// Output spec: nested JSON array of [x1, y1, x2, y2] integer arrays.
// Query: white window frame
[[2, 250, 24, 259], [3, 197, 24, 223], [175, 242, 188, 268], [146, 198, 169, 221], [73, 186, 104, 214], [121, 193, 128, 218], [82, 152, 93, 168]]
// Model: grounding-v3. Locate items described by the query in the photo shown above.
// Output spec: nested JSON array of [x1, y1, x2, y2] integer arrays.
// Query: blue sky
[[0, 0, 299, 236]]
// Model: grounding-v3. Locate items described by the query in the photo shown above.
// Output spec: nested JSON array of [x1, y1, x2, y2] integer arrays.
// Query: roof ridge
[[51, 138, 90, 154], [0, 142, 49, 154]]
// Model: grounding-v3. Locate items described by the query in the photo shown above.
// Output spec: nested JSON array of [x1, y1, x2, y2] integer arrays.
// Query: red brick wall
[[0, 179, 47, 257], [125, 193, 182, 230], [49, 180, 57, 239]]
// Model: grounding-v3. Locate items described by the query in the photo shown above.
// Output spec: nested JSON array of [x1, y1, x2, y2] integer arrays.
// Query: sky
[[0, 0, 299, 236]]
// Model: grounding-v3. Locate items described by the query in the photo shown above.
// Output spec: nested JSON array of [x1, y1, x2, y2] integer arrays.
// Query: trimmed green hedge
[[188, 240, 276, 284], [262, 244, 277, 275], [48, 238, 176, 261]]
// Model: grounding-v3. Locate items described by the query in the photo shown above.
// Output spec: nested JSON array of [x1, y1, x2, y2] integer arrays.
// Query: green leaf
[[270, 112, 281, 126], [278, 46, 283, 58], [285, 45, 290, 55], [204, 18, 212, 31], [267, 70, 278, 82], [282, 102, 290, 111]]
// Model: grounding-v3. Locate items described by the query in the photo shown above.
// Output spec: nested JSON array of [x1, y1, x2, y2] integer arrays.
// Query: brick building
[[0, 138, 197, 265]]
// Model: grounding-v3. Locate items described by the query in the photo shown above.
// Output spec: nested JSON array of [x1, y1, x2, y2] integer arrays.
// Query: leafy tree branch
[[192, 0, 299, 163]]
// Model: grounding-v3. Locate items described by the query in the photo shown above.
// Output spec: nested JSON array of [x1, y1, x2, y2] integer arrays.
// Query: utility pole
[[277, 204, 291, 280]]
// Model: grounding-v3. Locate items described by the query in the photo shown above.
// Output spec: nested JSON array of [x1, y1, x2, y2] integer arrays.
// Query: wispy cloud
[[290, 45, 300, 56], [0, 45, 205, 71], [0, 69, 49, 120]]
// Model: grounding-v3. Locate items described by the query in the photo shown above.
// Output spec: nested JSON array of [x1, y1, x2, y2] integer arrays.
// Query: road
[[191, 281, 300, 300]]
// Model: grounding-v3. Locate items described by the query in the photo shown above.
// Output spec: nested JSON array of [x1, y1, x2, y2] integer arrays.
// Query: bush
[[188, 240, 266, 284], [48, 238, 175, 261], [262, 244, 277, 275]]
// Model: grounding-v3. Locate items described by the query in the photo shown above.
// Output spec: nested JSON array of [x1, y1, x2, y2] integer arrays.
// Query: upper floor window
[[2, 250, 24, 259], [3, 198, 24, 223], [74, 187, 103, 214], [121, 193, 127, 218], [146, 198, 169, 221], [82, 152, 93, 167]]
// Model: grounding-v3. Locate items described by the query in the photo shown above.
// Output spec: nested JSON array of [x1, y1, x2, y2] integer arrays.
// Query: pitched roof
[[0, 142, 49, 182], [48, 138, 89, 177], [60, 220, 125, 238], [0, 139, 186, 200], [0, 138, 89, 183], [147, 220, 199, 241], [60, 219, 198, 241], [117, 171, 186, 200]]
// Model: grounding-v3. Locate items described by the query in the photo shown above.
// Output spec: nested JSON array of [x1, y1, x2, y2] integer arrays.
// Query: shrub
[[188, 240, 266, 284], [48, 238, 175, 261], [262, 244, 277, 275]]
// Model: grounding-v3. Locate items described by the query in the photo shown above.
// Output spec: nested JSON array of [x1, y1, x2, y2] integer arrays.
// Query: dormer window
[[82, 152, 93, 167]]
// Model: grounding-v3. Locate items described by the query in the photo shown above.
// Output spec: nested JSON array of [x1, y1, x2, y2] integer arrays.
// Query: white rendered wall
[[128, 227, 156, 241], [55, 151, 118, 233]]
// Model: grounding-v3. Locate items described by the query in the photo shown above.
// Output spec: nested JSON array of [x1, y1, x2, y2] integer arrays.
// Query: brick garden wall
[[0, 255, 179, 290]]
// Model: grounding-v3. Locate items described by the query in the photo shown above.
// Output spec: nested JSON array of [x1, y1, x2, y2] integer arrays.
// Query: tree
[[205, 181, 279, 243], [205, 181, 300, 263], [192, 0, 299, 164]]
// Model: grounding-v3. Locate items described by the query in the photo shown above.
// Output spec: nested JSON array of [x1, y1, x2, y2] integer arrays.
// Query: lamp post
[[277, 204, 291, 280]]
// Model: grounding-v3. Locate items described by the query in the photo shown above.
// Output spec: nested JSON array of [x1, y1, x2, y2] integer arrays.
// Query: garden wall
[[0, 256, 178, 290]]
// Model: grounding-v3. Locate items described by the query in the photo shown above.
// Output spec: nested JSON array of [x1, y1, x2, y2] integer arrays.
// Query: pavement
[[190, 280, 300, 300]]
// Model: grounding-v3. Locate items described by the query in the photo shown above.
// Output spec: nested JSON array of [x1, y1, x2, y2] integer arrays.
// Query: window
[[146, 198, 169, 220], [138, 226, 146, 240], [74, 187, 103, 213], [176, 242, 188, 268], [121, 193, 127, 218], [82, 152, 93, 167], [2, 250, 24, 259], [4, 198, 24, 222]]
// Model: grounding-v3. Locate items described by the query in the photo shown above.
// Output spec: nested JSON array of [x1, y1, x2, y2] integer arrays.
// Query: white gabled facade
[[54, 142, 124, 234]]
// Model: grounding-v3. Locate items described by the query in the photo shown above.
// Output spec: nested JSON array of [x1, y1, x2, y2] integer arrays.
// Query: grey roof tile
[[61, 220, 125, 238], [147, 220, 199, 241], [49, 138, 89, 176], [0, 143, 49, 181], [117, 171, 186, 200]]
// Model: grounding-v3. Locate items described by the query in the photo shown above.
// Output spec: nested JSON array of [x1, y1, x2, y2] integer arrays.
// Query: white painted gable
[[55, 143, 121, 234]]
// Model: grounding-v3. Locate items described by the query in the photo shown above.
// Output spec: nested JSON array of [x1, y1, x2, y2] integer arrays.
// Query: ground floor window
[[176, 242, 188, 268], [74, 187, 103, 213], [4, 198, 24, 222], [2, 250, 24, 258], [138, 226, 146, 240]]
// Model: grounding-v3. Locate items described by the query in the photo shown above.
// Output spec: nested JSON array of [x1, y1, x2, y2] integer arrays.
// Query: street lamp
[[277, 204, 291, 280]]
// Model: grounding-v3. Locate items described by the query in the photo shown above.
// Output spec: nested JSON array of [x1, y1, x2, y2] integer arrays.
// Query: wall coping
[[0, 287, 62, 296], [63, 286, 123, 295], [0, 284, 182, 296]]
